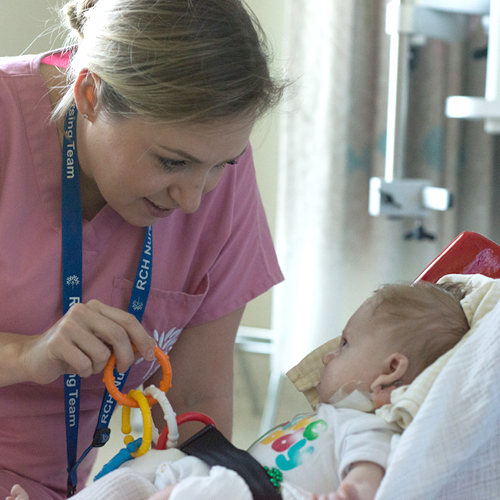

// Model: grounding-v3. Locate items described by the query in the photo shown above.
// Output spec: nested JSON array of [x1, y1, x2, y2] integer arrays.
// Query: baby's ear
[[370, 353, 409, 409]]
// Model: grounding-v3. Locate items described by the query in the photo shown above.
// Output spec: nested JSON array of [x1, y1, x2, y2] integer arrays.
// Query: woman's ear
[[370, 353, 409, 409], [73, 69, 99, 120]]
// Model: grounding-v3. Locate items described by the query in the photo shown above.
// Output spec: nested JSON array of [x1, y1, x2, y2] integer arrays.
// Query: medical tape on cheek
[[327, 381, 375, 412]]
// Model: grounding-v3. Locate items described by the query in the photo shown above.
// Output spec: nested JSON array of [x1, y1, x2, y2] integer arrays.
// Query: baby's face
[[316, 297, 392, 404]]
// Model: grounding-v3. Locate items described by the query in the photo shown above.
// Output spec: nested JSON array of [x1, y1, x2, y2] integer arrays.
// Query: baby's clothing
[[70, 404, 400, 500], [0, 49, 283, 498], [248, 403, 400, 493]]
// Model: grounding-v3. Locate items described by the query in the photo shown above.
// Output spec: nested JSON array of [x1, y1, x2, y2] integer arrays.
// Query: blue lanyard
[[61, 105, 153, 496]]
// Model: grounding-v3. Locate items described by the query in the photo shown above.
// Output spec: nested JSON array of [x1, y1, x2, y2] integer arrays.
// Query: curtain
[[272, 0, 499, 373]]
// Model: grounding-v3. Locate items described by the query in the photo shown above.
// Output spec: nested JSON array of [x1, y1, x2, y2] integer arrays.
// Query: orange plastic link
[[103, 346, 172, 407]]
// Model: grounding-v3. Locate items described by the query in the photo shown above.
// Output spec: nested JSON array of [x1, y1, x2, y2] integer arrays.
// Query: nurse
[[0, 0, 284, 498]]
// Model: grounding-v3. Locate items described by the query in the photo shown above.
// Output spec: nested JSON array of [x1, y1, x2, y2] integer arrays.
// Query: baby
[[6, 280, 469, 500]]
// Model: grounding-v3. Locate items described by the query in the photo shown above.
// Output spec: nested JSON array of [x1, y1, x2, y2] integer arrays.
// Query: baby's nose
[[322, 348, 340, 365]]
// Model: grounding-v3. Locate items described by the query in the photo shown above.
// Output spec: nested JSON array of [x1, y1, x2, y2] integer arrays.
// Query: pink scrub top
[[0, 50, 283, 498]]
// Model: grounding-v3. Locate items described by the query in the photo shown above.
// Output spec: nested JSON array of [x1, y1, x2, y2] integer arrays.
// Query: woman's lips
[[144, 199, 175, 218]]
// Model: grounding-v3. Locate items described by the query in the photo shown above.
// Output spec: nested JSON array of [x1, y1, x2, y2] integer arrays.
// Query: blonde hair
[[372, 281, 470, 380], [54, 0, 284, 124]]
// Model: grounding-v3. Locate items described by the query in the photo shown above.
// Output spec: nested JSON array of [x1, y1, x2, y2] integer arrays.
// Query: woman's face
[[76, 113, 254, 226]]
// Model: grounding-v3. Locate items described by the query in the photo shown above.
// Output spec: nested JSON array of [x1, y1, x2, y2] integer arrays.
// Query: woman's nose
[[168, 177, 206, 214], [168, 168, 224, 214]]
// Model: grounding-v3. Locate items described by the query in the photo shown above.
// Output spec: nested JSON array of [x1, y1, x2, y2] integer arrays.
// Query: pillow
[[286, 337, 340, 410]]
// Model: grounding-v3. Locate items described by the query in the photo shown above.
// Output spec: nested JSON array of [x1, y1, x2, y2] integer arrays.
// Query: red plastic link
[[157, 412, 216, 450]]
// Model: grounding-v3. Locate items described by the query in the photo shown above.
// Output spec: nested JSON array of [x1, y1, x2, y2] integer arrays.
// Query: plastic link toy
[[144, 385, 180, 449], [157, 412, 216, 450], [103, 346, 172, 407], [95, 344, 218, 481], [121, 389, 153, 457]]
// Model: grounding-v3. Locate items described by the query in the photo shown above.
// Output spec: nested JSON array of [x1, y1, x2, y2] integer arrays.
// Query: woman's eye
[[215, 160, 238, 170], [158, 157, 186, 171]]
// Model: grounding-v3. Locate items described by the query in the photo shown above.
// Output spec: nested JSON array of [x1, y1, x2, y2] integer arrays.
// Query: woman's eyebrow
[[156, 144, 203, 164], [156, 145, 248, 164]]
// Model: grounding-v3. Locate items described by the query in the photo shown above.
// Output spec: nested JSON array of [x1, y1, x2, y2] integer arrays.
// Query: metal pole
[[385, 0, 412, 182]]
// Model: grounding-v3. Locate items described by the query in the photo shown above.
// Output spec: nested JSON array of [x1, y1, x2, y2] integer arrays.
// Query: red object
[[416, 232, 500, 283], [157, 412, 216, 450]]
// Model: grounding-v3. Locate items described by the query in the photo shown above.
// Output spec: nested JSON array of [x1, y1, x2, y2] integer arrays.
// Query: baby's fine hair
[[373, 281, 470, 380], [53, 0, 285, 123]]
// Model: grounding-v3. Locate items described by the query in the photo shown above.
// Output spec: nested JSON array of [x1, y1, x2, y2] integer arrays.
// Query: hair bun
[[62, 0, 99, 38]]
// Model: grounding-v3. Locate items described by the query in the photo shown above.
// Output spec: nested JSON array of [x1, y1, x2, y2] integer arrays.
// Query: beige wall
[[0, 0, 284, 329], [0, 1, 66, 57], [238, 0, 285, 329]]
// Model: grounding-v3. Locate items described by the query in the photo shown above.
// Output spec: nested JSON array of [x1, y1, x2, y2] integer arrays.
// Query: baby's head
[[316, 281, 469, 408]]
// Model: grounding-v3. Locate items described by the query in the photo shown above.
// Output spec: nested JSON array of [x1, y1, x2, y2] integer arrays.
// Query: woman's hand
[[17, 300, 156, 385], [5, 484, 29, 500]]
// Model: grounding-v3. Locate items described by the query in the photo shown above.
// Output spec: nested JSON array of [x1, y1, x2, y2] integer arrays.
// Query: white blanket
[[76, 450, 312, 500], [375, 286, 500, 500]]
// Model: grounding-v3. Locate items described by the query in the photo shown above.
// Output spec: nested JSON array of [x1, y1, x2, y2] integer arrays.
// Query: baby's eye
[[340, 337, 348, 348]]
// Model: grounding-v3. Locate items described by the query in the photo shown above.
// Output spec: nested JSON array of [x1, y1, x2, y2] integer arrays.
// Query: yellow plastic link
[[124, 435, 134, 446], [121, 389, 153, 457], [121, 406, 132, 435]]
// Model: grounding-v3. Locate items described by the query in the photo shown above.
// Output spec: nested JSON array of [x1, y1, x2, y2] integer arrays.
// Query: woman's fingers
[[62, 334, 111, 377], [20, 300, 156, 384], [84, 300, 156, 371], [8, 485, 29, 500]]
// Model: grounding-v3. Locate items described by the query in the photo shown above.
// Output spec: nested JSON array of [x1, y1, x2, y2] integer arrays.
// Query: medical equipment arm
[[370, 0, 498, 234]]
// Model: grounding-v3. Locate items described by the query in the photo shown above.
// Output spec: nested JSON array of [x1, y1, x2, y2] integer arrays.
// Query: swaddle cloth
[[286, 337, 341, 410], [155, 457, 252, 500], [155, 454, 330, 500], [70, 468, 157, 500]]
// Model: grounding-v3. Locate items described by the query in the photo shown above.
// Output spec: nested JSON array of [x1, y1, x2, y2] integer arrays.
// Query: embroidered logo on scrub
[[260, 415, 328, 471], [135, 327, 182, 379]]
